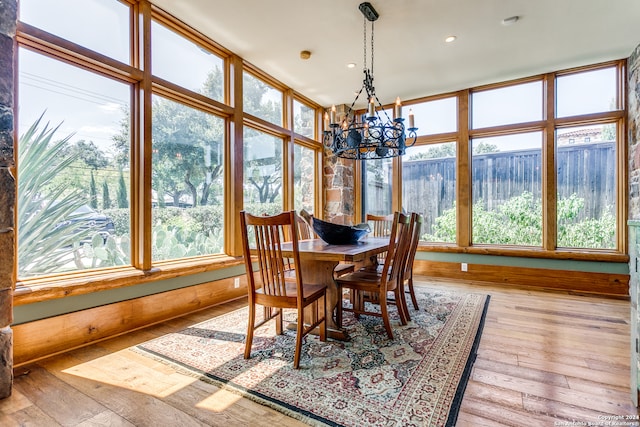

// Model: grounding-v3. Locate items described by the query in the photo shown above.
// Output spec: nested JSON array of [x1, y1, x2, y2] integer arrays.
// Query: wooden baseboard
[[413, 259, 629, 297], [13, 275, 248, 367]]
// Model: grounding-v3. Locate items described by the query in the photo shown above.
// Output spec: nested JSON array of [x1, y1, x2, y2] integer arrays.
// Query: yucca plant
[[18, 115, 99, 277]]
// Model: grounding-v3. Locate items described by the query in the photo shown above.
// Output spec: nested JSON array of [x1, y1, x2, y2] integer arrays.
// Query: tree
[[89, 171, 98, 209], [117, 170, 128, 208], [66, 140, 109, 170], [102, 180, 112, 209]]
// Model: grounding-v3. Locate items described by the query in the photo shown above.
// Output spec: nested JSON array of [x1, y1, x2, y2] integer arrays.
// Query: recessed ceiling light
[[502, 16, 520, 26], [445, 36, 457, 43], [347, 62, 357, 69]]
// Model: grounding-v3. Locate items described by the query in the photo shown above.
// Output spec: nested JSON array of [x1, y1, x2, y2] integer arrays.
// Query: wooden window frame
[[373, 60, 627, 263], [13, 0, 325, 304]]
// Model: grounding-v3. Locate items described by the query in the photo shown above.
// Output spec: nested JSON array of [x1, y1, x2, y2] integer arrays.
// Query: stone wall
[[0, 0, 16, 399], [323, 104, 356, 225], [629, 43, 640, 219]]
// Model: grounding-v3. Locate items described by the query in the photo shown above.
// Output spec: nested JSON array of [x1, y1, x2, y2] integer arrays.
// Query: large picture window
[[294, 143, 316, 213], [471, 132, 543, 246], [403, 143, 457, 243], [17, 48, 131, 278], [556, 125, 617, 249], [151, 95, 225, 261], [243, 128, 283, 215], [363, 157, 392, 216]]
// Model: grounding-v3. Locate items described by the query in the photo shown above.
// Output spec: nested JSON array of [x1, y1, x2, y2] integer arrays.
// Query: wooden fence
[[389, 141, 616, 235]]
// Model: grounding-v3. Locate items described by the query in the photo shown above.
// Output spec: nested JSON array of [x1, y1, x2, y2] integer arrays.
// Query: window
[[363, 157, 392, 216], [16, 1, 325, 292], [407, 97, 457, 135], [556, 67, 618, 117], [151, 95, 225, 261], [471, 132, 543, 246], [472, 81, 543, 129], [403, 143, 456, 243], [20, 0, 130, 64], [243, 72, 283, 126], [294, 143, 316, 213], [243, 128, 283, 214], [294, 100, 315, 138], [17, 48, 131, 278], [556, 124, 616, 249], [152, 20, 224, 102]]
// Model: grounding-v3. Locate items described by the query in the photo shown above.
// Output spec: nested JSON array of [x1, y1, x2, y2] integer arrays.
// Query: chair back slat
[[367, 213, 395, 237], [404, 213, 423, 279], [295, 213, 314, 240], [241, 210, 302, 298], [381, 213, 412, 287], [366, 213, 394, 264]]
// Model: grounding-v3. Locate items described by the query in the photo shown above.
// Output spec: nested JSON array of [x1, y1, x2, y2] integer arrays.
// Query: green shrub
[[425, 192, 614, 249]]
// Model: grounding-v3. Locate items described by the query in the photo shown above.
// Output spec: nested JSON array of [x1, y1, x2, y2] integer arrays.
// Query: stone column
[[323, 104, 356, 225], [0, 0, 17, 399]]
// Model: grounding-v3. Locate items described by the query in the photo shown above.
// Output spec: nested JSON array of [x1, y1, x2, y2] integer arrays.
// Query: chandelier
[[323, 2, 418, 160]]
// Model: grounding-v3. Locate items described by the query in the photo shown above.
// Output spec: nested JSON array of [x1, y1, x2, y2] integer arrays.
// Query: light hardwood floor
[[0, 278, 637, 426]]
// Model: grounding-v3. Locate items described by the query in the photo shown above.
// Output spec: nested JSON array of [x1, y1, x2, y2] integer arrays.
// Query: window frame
[[371, 61, 627, 262], [14, 0, 326, 302]]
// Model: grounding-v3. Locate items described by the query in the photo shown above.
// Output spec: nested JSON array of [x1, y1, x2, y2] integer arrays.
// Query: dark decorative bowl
[[312, 217, 370, 245]]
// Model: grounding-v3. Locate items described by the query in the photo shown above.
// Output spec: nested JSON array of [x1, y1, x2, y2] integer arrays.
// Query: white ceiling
[[152, 0, 640, 109]]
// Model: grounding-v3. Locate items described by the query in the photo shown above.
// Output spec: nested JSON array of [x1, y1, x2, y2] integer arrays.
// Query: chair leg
[[336, 284, 344, 328], [275, 307, 283, 335], [394, 286, 409, 325], [293, 307, 304, 369], [319, 294, 327, 342], [244, 302, 256, 359], [379, 289, 394, 340], [407, 276, 419, 310]]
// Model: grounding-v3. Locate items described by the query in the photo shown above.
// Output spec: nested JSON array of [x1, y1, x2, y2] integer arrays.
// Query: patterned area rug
[[135, 288, 490, 427]]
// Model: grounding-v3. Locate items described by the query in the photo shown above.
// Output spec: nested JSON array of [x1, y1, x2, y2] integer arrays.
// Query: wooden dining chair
[[240, 210, 327, 369], [403, 213, 423, 313], [335, 212, 412, 339]]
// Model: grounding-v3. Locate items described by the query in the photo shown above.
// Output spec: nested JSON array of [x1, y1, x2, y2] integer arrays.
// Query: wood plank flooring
[[0, 278, 637, 426]]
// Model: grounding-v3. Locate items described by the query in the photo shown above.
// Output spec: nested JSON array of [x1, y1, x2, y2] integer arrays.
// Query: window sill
[[14, 255, 245, 306], [416, 243, 629, 263]]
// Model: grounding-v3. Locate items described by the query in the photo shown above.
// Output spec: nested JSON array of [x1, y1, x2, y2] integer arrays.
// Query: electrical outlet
[[461, 262, 468, 272], [234, 277, 240, 288]]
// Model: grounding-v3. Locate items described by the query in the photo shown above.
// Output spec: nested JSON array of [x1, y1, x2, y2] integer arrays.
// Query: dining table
[[278, 236, 390, 340]]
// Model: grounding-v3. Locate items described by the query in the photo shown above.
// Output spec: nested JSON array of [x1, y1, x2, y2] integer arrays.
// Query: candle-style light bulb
[[324, 112, 329, 131], [408, 108, 415, 129], [394, 97, 402, 119], [330, 105, 337, 124], [368, 97, 375, 118]]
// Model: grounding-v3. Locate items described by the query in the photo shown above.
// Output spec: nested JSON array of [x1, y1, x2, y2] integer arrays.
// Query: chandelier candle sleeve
[[409, 109, 415, 129], [394, 97, 402, 119], [330, 105, 336, 125]]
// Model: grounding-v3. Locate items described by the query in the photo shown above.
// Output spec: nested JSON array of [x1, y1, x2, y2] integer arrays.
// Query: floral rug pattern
[[135, 288, 489, 427]]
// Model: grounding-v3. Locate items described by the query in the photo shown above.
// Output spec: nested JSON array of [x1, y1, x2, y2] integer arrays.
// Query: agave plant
[[18, 114, 101, 277]]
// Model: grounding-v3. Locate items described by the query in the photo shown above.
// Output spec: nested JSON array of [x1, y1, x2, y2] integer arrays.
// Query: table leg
[[297, 259, 348, 341]]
